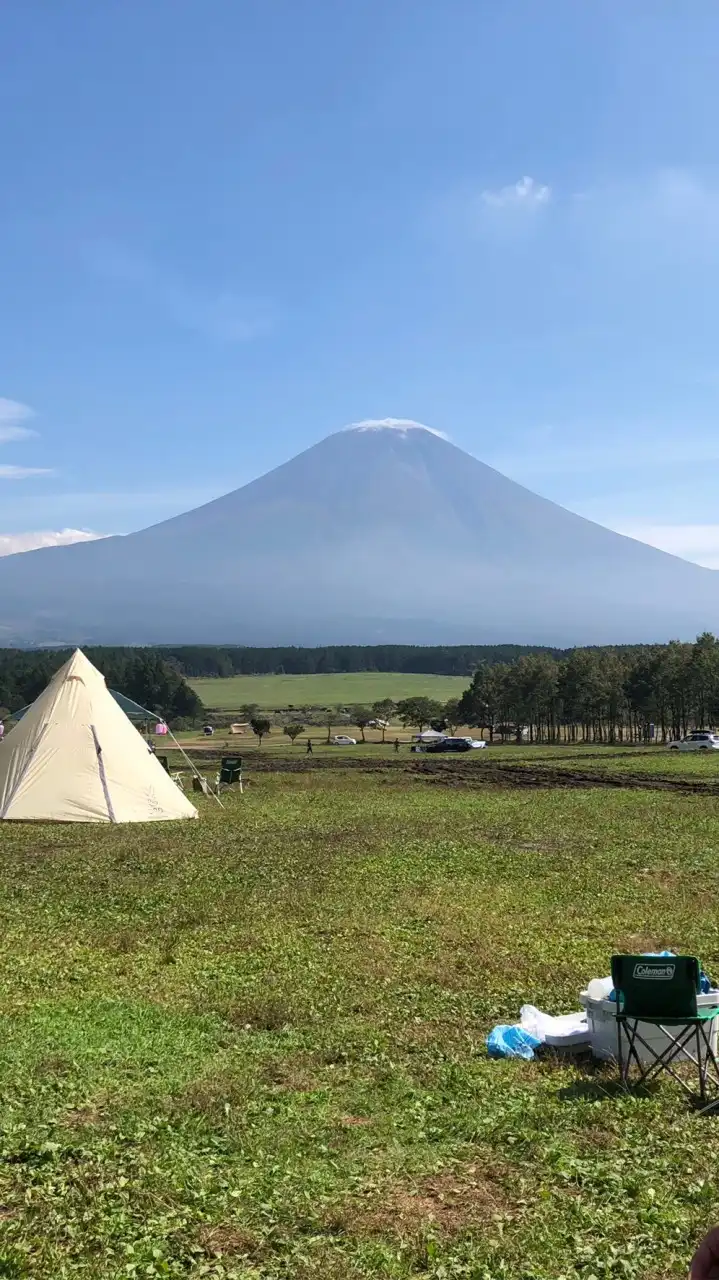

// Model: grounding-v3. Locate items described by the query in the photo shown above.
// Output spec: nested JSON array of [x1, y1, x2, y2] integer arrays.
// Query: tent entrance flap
[[90, 725, 116, 822]]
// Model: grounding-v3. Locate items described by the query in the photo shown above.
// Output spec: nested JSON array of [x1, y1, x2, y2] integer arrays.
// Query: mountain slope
[[0, 424, 716, 645]]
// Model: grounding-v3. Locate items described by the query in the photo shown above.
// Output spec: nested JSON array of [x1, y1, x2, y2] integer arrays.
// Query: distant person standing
[[394, 737, 400, 753], [306, 737, 313, 755], [0, 721, 4, 743]]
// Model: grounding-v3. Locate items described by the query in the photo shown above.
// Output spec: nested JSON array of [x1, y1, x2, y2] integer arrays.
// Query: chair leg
[[703, 1023, 719, 1089], [695, 1022, 719, 1112], [624, 1024, 699, 1095], [617, 1017, 626, 1086], [697, 1026, 706, 1103], [619, 1015, 719, 1110], [624, 1020, 648, 1081]]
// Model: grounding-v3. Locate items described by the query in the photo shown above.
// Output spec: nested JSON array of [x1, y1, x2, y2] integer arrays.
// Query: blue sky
[[3, 2, 719, 566]]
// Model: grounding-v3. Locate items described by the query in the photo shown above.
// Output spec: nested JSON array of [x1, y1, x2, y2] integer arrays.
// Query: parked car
[[668, 731, 719, 751], [425, 736, 487, 753], [330, 735, 357, 746]]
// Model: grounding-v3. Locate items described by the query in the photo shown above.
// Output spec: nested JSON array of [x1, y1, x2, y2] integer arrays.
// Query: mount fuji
[[1, 421, 717, 646]]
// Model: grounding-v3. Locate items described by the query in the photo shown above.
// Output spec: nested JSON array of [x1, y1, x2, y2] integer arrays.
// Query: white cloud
[[0, 398, 33, 424], [84, 241, 273, 343], [613, 523, 719, 570], [0, 397, 46, 474], [480, 176, 551, 210], [0, 465, 52, 480], [347, 418, 449, 439], [0, 529, 107, 557], [0, 398, 35, 445], [0, 426, 34, 445]]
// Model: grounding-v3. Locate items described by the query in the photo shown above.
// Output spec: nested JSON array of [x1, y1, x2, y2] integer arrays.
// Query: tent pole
[[164, 725, 224, 809]]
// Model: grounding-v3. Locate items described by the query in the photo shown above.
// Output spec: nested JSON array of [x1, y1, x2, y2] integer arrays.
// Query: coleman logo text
[[633, 963, 675, 980]]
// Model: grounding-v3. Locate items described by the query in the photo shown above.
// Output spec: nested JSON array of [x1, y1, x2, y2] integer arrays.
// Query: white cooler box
[[579, 989, 719, 1065]]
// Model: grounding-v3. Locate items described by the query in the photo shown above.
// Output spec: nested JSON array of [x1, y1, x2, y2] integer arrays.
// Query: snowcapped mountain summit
[[344, 417, 448, 438]]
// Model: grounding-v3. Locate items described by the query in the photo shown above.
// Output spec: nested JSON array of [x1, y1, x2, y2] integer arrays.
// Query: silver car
[[668, 731, 719, 751]]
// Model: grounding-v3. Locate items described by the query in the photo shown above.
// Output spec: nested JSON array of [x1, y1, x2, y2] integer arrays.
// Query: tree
[[351, 706, 372, 742], [240, 703, 260, 721], [457, 663, 512, 741], [508, 654, 559, 743], [443, 698, 462, 734], [284, 722, 304, 744], [250, 716, 272, 746], [371, 698, 395, 742], [324, 706, 347, 743], [396, 696, 444, 733], [691, 632, 719, 729]]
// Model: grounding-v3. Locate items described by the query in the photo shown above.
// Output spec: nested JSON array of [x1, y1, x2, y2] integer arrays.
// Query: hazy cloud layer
[[614, 522, 719, 571], [452, 167, 719, 259], [0, 398, 36, 446], [84, 241, 274, 343], [0, 465, 52, 480], [0, 397, 50, 477], [0, 529, 106, 557]]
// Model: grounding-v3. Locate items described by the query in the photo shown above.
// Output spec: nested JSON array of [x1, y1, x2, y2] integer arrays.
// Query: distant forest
[[458, 633, 719, 742], [0, 648, 203, 724], [155, 644, 563, 678], [4, 639, 719, 742]]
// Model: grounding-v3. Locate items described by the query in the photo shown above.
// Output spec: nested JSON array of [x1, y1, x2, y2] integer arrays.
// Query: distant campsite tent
[[0, 650, 198, 824]]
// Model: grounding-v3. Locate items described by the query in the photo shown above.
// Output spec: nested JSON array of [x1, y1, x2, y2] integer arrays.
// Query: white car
[[668, 731, 719, 751], [330, 735, 356, 746]]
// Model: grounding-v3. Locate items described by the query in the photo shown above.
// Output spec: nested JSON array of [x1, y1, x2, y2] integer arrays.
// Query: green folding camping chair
[[611, 954, 719, 1108], [216, 756, 243, 793]]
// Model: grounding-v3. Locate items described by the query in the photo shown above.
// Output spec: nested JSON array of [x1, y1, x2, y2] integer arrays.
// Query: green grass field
[[189, 671, 468, 709], [2, 754, 719, 1277]]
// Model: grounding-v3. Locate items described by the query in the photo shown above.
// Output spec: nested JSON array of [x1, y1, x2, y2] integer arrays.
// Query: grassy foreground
[[1, 765, 719, 1276], [188, 672, 468, 710]]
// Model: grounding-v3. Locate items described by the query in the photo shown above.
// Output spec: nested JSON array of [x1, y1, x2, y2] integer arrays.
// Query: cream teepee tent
[[0, 650, 198, 823]]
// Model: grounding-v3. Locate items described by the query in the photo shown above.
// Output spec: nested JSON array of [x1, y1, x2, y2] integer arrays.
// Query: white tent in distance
[[0, 649, 198, 823]]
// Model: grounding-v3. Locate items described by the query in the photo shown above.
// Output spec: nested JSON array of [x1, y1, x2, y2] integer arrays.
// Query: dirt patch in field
[[61, 1105, 107, 1129], [260, 1055, 321, 1094], [199, 1223, 264, 1259], [341, 1165, 512, 1240], [212, 753, 719, 794]]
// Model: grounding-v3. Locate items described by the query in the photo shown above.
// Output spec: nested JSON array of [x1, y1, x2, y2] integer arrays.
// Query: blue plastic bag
[[486, 1024, 541, 1060]]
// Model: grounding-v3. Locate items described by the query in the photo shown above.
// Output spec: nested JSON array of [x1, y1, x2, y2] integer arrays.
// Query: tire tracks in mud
[[212, 754, 719, 795]]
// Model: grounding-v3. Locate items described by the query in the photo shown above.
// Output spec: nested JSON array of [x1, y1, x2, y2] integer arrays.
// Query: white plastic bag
[[520, 1004, 587, 1043]]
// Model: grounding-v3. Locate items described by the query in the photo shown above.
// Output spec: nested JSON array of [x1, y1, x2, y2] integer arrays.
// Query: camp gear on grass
[[0, 650, 197, 824], [611, 953, 719, 1109]]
